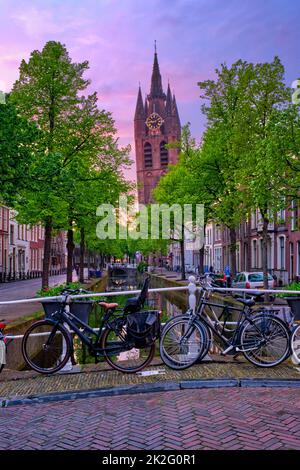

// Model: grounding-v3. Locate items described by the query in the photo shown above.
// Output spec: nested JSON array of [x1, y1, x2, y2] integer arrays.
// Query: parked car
[[207, 273, 227, 288], [232, 272, 276, 300]]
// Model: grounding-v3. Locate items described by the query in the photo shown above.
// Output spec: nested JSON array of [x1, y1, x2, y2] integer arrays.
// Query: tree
[[197, 60, 254, 276], [236, 57, 292, 290], [153, 127, 203, 280], [10, 41, 130, 288]]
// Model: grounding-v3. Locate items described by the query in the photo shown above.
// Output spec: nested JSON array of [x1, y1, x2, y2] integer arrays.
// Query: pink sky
[[1, 0, 299, 182]]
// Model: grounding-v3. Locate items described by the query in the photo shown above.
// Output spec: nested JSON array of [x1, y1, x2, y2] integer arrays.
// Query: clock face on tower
[[146, 112, 164, 130]]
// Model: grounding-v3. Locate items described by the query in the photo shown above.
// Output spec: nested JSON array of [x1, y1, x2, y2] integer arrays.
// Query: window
[[215, 225, 221, 241], [160, 141, 168, 167], [277, 208, 285, 223], [279, 236, 285, 270], [236, 244, 240, 272], [214, 247, 222, 272], [251, 210, 257, 229], [291, 200, 297, 231], [10, 225, 14, 245], [144, 142, 152, 168], [248, 273, 272, 282], [3, 209, 8, 232], [252, 240, 257, 268]]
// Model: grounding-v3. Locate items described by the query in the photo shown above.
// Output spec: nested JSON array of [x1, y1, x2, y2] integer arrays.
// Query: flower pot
[[41, 300, 94, 324], [284, 297, 300, 321]]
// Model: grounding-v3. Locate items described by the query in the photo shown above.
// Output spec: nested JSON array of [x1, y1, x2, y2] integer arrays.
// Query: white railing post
[[188, 275, 197, 313], [59, 304, 73, 372]]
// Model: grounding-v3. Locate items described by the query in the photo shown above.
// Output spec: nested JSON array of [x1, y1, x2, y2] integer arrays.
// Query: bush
[[137, 261, 148, 273], [278, 282, 300, 298], [36, 282, 82, 297]]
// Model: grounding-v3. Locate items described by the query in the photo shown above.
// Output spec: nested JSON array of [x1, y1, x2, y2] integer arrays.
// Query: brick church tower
[[134, 47, 181, 204]]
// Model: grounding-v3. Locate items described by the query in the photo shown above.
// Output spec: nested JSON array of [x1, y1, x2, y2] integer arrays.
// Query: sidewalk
[[1, 356, 299, 406]]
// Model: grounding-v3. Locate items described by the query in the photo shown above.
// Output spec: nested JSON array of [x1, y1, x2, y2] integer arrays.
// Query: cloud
[[10, 4, 92, 37]]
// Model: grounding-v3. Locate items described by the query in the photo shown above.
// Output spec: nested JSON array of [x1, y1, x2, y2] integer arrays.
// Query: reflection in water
[[147, 291, 183, 320]]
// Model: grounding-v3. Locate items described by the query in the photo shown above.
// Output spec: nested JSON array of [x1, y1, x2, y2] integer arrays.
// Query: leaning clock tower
[[134, 47, 181, 204]]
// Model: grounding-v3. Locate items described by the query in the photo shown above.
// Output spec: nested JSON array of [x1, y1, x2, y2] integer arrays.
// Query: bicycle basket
[[126, 310, 161, 348]]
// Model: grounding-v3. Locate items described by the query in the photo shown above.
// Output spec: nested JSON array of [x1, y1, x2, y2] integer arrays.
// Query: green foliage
[[137, 261, 148, 273], [0, 101, 38, 205], [36, 282, 83, 297], [278, 283, 300, 297]]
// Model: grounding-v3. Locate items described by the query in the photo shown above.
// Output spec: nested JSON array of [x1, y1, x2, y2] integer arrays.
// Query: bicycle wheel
[[22, 320, 72, 374], [239, 314, 290, 367], [160, 317, 208, 370], [101, 321, 155, 373], [291, 324, 300, 365], [163, 314, 212, 363]]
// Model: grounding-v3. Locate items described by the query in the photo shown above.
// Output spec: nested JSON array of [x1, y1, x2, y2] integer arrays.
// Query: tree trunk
[[42, 217, 52, 289], [79, 227, 85, 284], [180, 238, 186, 280], [229, 227, 237, 278], [66, 223, 75, 284], [261, 214, 270, 301], [198, 246, 204, 275]]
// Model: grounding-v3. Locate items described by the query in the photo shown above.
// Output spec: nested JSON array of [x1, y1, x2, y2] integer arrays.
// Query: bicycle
[[160, 275, 291, 369], [22, 277, 160, 374]]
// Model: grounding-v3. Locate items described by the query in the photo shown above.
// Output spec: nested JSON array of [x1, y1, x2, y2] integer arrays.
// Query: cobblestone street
[[1, 387, 300, 450]]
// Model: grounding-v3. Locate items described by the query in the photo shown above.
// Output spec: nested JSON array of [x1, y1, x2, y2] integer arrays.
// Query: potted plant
[[36, 283, 94, 323], [280, 282, 300, 321]]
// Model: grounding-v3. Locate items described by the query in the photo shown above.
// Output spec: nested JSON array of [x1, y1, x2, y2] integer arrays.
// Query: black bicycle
[[22, 277, 160, 374], [160, 275, 291, 369]]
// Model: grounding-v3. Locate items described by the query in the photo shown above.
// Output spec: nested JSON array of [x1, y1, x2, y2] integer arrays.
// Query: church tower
[[134, 46, 181, 204]]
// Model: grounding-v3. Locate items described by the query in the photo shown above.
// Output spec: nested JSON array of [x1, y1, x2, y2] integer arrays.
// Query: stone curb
[[240, 378, 300, 388], [180, 378, 239, 389], [2, 377, 300, 408], [1, 381, 180, 407]]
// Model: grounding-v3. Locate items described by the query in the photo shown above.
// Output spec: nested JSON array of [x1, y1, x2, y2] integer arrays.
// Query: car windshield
[[248, 273, 272, 282]]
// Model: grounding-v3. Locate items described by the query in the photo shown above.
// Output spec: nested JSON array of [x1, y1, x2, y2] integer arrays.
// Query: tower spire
[[134, 85, 144, 120], [172, 93, 181, 127], [166, 82, 172, 115], [150, 43, 165, 99]]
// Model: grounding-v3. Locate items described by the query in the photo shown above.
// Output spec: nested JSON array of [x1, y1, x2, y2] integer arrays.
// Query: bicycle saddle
[[236, 298, 255, 307], [99, 302, 118, 310]]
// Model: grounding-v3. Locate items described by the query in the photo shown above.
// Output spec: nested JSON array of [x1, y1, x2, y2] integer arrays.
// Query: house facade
[[204, 202, 300, 285]]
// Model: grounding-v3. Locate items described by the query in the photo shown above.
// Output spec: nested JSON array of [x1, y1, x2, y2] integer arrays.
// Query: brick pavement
[[0, 387, 300, 450]]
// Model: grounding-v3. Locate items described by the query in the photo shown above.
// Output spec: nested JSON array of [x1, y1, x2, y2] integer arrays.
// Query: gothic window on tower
[[144, 142, 153, 168], [160, 141, 168, 167]]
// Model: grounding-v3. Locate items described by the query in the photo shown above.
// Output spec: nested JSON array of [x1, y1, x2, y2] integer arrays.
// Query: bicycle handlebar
[[60, 288, 90, 296]]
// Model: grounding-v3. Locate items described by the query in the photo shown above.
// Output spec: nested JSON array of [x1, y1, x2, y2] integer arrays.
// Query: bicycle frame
[[194, 288, 269, 353], [47, 300, 127, 356]]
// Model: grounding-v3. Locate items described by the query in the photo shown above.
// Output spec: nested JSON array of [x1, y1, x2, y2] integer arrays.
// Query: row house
[[0, 206, 67, 279], [204, 201, 300, 285], [0, 207, 9, 276]]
